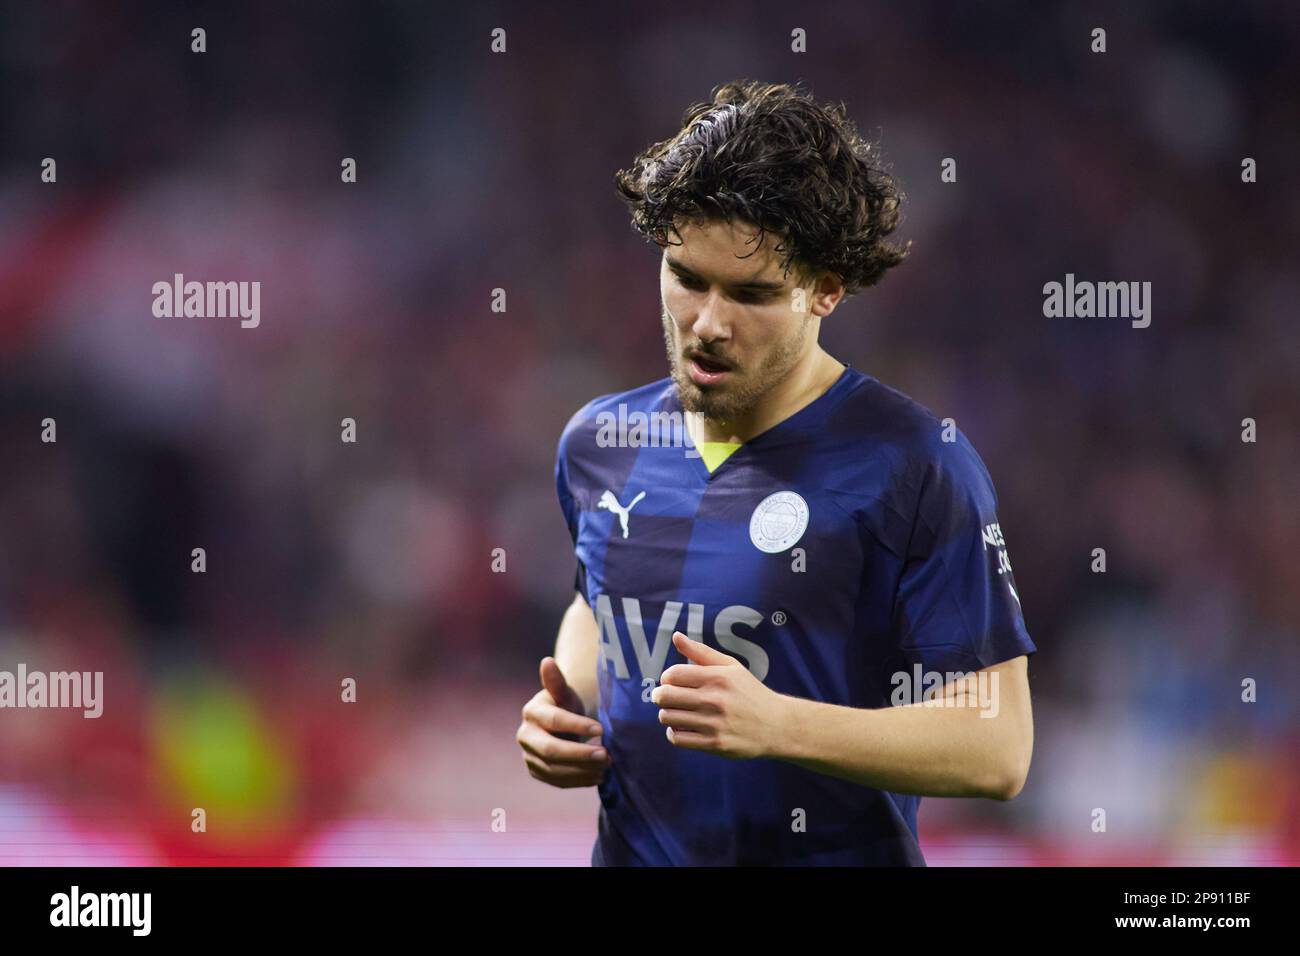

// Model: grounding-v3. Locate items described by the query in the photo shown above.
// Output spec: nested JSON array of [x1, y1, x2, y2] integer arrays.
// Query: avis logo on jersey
[[592, 594, 770, 686], [585, 489, 807, 688]]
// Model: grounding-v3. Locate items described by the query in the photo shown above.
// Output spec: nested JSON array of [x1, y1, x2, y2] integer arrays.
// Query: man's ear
[[810, 271, 846, 318]]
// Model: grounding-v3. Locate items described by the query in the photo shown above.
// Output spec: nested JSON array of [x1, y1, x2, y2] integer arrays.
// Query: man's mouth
[[687, 350, 733, 386]]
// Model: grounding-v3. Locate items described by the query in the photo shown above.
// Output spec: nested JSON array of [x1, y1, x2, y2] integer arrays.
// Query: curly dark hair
[[614, 80, 909, 296]]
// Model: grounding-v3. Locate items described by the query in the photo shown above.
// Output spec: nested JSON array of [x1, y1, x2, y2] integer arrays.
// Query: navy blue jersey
[[553, 364, 1036, 866]]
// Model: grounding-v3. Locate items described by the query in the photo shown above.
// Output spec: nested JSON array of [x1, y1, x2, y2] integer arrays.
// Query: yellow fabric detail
[[698, 441, 742, 473]]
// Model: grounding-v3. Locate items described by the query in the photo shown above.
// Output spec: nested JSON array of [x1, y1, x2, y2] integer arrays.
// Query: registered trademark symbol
[[771, 610, 787, 626]]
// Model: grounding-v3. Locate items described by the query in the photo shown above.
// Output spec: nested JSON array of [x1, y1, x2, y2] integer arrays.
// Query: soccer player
[[516, 80, 1036, 865]]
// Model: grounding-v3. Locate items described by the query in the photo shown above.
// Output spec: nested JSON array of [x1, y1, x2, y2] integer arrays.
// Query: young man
[[516, 80, 1036, 865]]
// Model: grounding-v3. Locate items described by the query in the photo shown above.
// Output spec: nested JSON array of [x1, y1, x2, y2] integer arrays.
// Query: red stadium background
[[0, 0, 1296, 865]]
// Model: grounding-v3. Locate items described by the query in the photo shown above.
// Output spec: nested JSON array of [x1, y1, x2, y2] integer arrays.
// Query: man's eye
[[674, 274, 773, 303]]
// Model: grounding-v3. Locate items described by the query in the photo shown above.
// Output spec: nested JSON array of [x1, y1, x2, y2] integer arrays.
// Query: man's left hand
[[653, 631, 786, 759]]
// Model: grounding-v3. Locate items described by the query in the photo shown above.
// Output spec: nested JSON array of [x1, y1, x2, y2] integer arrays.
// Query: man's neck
[[689, 349, 845, 445]]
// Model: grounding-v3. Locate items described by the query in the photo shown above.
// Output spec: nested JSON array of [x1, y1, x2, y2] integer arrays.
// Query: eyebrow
[[665, 256, 786, 291]]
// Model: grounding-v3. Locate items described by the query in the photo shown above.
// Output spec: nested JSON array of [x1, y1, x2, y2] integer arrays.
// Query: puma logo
[[598, 489, 646, 539]]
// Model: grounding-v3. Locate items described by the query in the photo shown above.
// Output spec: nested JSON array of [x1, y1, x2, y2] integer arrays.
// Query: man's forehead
[[665, 220, 791, 285]]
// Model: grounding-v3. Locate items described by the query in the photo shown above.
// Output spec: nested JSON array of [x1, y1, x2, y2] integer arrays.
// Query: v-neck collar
[[666, 363, 860, 483]]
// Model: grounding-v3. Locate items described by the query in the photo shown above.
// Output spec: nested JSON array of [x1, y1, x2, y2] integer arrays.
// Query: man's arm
[[655, 633, 1033, 801], [769, 655, 1033, 800], [516, 591, 608, 789], [552, 590, 601, 719]]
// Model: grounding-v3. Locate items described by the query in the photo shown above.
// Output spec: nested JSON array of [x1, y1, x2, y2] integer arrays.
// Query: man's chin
[[671, 377, 704, 412], [672, 373, 740, 420]]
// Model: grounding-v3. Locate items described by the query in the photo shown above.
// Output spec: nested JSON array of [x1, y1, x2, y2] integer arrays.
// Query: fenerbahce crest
[[749, 491, 809, 553]]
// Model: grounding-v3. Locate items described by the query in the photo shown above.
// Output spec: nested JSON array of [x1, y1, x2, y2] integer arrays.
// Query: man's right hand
[[517, 657, 610, 788]]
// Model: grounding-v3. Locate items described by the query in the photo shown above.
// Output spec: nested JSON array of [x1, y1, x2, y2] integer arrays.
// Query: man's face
[[660, 218, 818, 423]]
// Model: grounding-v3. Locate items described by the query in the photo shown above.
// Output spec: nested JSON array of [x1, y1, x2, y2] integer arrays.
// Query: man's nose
[[691, 290, 731, 342]]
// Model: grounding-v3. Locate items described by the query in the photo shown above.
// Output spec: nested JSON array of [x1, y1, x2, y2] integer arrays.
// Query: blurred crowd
[[0, 1, 1296, 863]]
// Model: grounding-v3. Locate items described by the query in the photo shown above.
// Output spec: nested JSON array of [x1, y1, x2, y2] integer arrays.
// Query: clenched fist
[[517, 657, 610, 788]]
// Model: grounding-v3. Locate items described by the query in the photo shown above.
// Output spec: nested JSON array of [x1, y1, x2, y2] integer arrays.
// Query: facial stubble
[[660, 304, 813, 425]]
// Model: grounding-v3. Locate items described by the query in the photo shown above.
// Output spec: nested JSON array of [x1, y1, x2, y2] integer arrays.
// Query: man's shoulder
[[830, 370, 960, 461], [823, 370, 995, 504], [557, 377, 676, 456]]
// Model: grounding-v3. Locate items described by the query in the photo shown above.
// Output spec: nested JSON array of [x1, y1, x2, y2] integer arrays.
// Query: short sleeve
[[555, 430, 579, 546], [555, 417, 587, 597], [892, 437, 1036, 677]]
